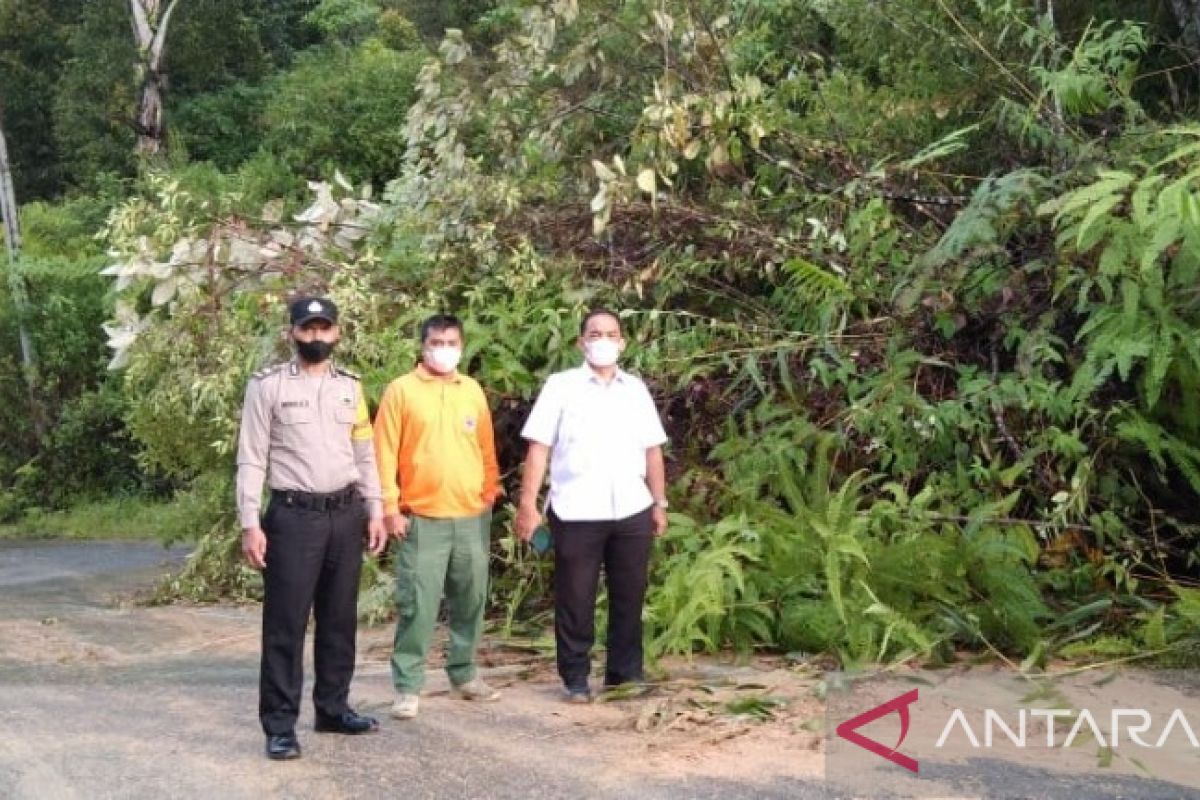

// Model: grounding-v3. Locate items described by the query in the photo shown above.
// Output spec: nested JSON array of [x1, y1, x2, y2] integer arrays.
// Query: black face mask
[[296, 339, 335, 364]]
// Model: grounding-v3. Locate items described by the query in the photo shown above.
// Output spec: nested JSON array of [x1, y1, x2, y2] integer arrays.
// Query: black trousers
[[548, 504, 654, 690], [259, 494, 366, 736]]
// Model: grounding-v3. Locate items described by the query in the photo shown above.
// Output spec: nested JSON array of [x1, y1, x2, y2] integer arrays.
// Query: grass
[[0, 496, 197, 541]]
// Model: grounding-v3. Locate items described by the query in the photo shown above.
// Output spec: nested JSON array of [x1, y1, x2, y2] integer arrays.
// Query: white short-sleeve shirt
[[521, 365, 668, 521]]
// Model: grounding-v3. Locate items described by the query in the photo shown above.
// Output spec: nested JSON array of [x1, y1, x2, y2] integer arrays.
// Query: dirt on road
[[2, 541, 1197, 800], [0, 541, 823, 800]]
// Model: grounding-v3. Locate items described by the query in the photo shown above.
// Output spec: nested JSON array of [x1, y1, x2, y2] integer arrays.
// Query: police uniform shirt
[[520, 364, 668, 522], [236, 360, 383, 528]]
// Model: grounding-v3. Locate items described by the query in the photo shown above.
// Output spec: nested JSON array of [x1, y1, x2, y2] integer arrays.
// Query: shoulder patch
[[251, 363, 284, 381]]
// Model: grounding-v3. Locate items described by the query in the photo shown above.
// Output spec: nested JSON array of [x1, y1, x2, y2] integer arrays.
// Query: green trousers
[[391, 510, 491, 692]]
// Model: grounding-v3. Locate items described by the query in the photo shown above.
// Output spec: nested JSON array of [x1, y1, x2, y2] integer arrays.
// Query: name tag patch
[[280, 400, 309, 408]]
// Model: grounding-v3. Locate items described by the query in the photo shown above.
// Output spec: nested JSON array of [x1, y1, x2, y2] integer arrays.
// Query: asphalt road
[[0, 541, 820, 799], [0, 540, 1196, 800]]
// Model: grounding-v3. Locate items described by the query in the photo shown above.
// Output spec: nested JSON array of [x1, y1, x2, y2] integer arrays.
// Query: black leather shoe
[[314, 710, 379, 735], [265, 733, 301, 760]]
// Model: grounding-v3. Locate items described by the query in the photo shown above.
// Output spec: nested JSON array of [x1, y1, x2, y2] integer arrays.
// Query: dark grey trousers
[[259, 495, 365, 735]]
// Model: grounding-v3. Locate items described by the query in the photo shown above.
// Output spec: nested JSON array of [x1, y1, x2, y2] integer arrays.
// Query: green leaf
[[830, 534, 869, 563], [1153, 138, 1200, 169], [900, 124, 980, 169], [1097, 231, 1131, 276], [1049, 171, 1134, 227], [1120, 278, 1140, 330], [1075, 194, 1123, 252], [826, 550, 845, 622], [1131, 173, 1166, 230], [1144, 330, 1174, 407], [1113, 336, 1152, 381], [1140, 211, 1182, 273], [1141, 605, 1166, 649]]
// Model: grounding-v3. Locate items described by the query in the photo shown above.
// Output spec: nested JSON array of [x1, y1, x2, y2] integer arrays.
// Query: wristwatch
[[654, 498, 669, 509]]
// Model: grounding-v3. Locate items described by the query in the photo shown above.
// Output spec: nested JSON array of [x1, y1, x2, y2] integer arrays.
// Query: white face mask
[[426, 345, 462, 374], [584, 339, 621, 368]]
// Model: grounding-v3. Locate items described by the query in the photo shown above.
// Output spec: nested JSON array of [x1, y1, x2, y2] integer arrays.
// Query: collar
[[579, 363, 628, 385], [287, 358, 337, 379], [413, 364, 463, 384]]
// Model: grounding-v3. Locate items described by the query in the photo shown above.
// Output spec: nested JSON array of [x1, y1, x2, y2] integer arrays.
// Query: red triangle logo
[[835, 688, 920, 774]]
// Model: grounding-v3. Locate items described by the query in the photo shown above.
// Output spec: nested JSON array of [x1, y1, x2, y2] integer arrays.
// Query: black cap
[[289, 296, 338, 326]]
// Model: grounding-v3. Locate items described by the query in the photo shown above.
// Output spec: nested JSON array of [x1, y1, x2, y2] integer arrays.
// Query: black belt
[[272, 485, 359, 511]]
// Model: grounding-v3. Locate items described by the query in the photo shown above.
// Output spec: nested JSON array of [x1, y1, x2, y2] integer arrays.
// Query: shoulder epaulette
[[334, 365, 360, 381], [251, 363, 285, 381]]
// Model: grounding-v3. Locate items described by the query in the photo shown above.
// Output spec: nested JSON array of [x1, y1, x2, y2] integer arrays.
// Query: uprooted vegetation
[[4, 1, 1200, 669]]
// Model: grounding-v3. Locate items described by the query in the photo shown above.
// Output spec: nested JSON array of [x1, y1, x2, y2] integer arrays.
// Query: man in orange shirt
[[373, 314, 501, 719]]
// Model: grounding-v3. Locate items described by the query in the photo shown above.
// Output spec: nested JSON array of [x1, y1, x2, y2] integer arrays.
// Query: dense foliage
[[4, 0, 1200, 667]]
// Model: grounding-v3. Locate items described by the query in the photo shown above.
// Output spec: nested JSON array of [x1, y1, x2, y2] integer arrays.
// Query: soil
[[2, 540, 1195, 800], [0, 541, 822, 800]]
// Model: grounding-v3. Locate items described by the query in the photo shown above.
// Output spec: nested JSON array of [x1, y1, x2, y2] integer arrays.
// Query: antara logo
[[835, 688, 920, 774], [834, 686, 1200, 776]]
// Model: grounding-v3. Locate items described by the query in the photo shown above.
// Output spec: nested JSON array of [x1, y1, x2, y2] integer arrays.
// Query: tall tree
[[129, 0, 182, 156], [0, 108, 44, 441], [0, 0, 73, 200]]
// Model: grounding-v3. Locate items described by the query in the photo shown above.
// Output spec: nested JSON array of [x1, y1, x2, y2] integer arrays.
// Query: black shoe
[[266, 733, 301, 760], [314, 709, 380, 735]]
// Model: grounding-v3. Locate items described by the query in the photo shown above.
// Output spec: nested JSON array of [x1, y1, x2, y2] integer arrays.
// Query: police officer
[[236, 296, 388, 760]]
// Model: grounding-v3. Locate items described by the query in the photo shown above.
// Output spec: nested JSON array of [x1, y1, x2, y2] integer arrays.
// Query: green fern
[[897, 170, 1046, 311], [357, 559, 397, 626], [1057, 636, 1138, 660], [1116, 412, 1200, 495], [773, 257, 852, 331], [645, 513, 762, 657], [1029, 20, 1147, 119], [962, 526, 1050, 652]]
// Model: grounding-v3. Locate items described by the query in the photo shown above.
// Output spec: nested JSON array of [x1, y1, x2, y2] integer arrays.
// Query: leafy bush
[[259, 41, 423, 186], [0, 255, 138, 514], [25, 0, 1200, 669], [304, 0, 381, 44], [172, 83, 272, 169]]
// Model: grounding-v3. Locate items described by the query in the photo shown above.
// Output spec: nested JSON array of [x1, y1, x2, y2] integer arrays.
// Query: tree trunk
[[0, 113, 46, 442], [1169, 0, 1200, 77], [129, 0, 181, 157], [135, 73, 165, 156]]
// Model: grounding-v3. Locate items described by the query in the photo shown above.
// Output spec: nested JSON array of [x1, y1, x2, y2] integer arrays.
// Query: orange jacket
[[373, 365, 500, 518]]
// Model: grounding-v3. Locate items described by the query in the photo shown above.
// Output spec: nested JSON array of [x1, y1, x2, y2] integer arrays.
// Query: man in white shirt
[[515, 309, 669, 702]]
